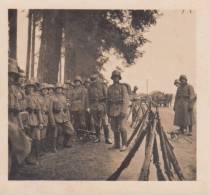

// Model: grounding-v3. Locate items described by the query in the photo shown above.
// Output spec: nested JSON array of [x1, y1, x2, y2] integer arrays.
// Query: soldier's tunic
[[25, 93, 43, 140], [70, 86, 87, 137], [39, 94, 51, 139], [107, 83, 129, 147], [49, 93, 74, 138], [174, 83, 196, 128], [88, 81, 110, 140]]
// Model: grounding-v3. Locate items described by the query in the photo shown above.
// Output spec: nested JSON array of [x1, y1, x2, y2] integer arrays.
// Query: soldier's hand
[[39, 123, 44, 129]]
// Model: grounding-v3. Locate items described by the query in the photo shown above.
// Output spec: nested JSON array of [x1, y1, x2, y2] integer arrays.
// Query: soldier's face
[[28, 86, 35, 94], [41, 88, 48, 95], [180, 79, 187, 86], [18, 77, 25, 86], [75, 81, 81, 87], [113, 76, 120, 83], [48, 89, 54, 95], [56, 87, 63, 93]]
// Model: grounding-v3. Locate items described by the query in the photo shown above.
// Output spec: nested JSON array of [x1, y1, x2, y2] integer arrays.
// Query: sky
[[17, 10, 196, 94]]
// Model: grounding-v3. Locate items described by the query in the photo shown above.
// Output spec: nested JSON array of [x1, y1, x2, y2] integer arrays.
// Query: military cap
[[90, 74, 98, 81], [65, 80, 71, 84], [47, 84, 55, 89], [25, 79, 36, 88], [84, 78, 91, 83], [63, 83, 69, 89], [111, 70, 121, 80], [74, 76, 82, 83], [179, 74, 187, 81], [40, 83, 49, 90], [55, 83, 64, 89]]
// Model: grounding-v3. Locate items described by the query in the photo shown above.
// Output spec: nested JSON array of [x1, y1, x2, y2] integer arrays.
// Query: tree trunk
[[37, 10, 63, 83], [26, 10, 32, 79], [30, 11, 36, 78], [8, 9, 17, 60], [64, 12, 97, 81]]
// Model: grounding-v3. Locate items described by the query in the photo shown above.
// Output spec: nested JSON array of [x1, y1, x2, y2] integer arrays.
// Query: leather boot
[[103, 125, 112, 144], [120, 130, 127, 152], [94, 126, 101, 143], [63, 134, 72, 148], [52, 137, 57, 153], [34, 140, 41, 160], [114, 132, 121, 148]]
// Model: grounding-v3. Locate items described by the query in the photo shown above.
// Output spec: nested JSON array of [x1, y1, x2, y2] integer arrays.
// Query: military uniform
[[8, 62, 31, 175], [174, 75, 196, 133], [49, 83, 74, 151], [88, 75, 111, 143], [70, 76, 87, 139], [39, 83, 51, 152], [107, 70, 129, 151]]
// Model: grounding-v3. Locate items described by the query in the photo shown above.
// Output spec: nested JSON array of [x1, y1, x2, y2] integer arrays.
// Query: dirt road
[[13, 107, 196, 181]]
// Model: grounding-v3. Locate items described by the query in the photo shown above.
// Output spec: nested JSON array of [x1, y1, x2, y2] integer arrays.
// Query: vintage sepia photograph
[[8, 9, 196, 181]]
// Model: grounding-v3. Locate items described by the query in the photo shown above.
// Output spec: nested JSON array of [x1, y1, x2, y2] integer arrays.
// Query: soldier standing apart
[[107, 70, 129, 151], [39, 83, 50, 154], [173, 75, 196, 136], [70, 76, 87, 140], [49, 83, 74, 152], [24, 80, 43, 165], [88, 74, 112, 144]]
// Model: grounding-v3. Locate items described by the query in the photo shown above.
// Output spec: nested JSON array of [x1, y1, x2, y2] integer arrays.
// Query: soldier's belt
[[42, 111, 49, 115], [26, 108, 38, 114], [53, 109, 67, 113]]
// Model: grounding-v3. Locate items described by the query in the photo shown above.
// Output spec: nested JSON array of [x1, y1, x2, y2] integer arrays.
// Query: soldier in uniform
[[8, 59, 31, 176], [88, 74, 112, 144], [107, 70, 129, 151], [83, 78, 93, 134], [39, 83, 50, 154], [24, 79, 43, 165], [131, 86, 140, 123], [173, 75, 196, 136], [70, 76, 87, 140], [49, 83, 74, 152]]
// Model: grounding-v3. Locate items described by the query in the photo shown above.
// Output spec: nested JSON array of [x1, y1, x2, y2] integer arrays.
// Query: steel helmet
[[84, 78, 91, 83], [25, 79, 36, 88], [179, 74, 187, 81], [40, 83, 49, 90], [47, 84, 55, 89], [74, 76, 82, 83], [65, 80, 71, 84], [90, 74, 98, 81], [55, 83, 64, 89], [111, 70, 121, 80]]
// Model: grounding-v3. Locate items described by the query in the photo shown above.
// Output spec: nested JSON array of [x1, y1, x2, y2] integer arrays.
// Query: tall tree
[[63, 10, 160, 80], [26, 10, 32, 78], [37, 10, 63, 83], [8, 9, 17, 60], [30, 11, 36, 78]]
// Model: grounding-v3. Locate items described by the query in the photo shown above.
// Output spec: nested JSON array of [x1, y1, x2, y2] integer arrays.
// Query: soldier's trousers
[[71, 111, 86, 137], [110, 115, 127, 147], [92, 110, 110, 140]]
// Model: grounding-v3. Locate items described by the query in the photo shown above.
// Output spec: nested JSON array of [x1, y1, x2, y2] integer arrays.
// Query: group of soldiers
[[9, 58, 132, 173]]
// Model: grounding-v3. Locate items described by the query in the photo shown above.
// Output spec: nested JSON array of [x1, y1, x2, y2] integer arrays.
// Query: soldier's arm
[[121, 85, 129, 115], [106, 87, 111, 116], [37, 101, 44, 126], [49, 99, 56, 125]]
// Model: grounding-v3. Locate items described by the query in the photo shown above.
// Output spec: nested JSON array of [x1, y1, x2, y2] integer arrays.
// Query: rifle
[[107, 126, 148, 180], [139, 112, 156, 181], [152, 135, 166, 181]]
